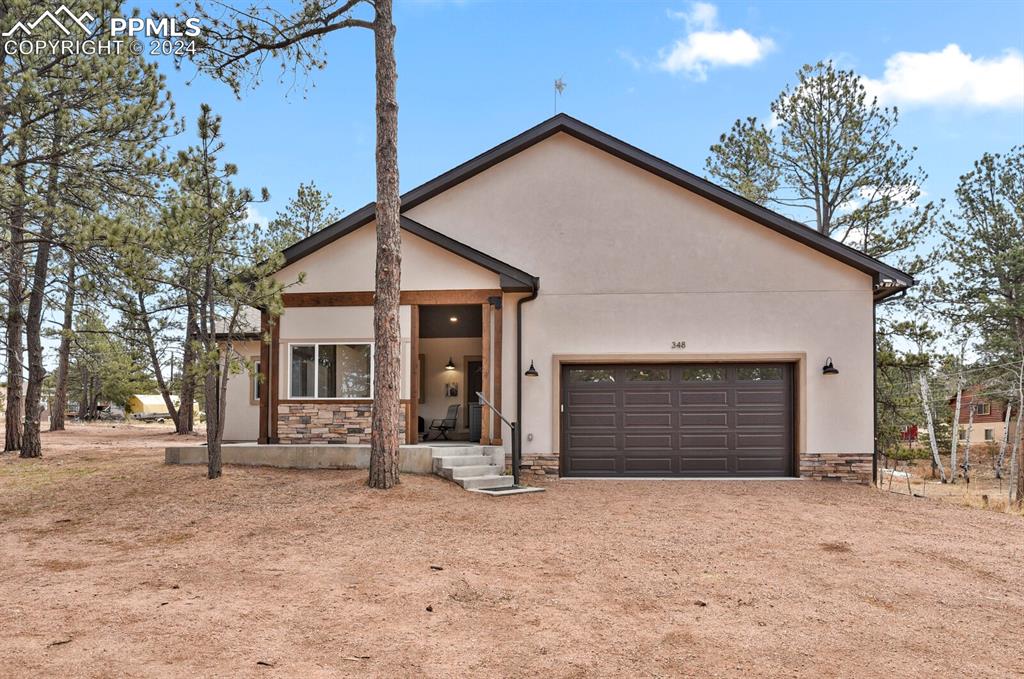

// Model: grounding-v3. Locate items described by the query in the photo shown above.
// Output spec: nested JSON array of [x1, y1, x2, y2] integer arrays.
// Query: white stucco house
[[222, 114, 913, 484]]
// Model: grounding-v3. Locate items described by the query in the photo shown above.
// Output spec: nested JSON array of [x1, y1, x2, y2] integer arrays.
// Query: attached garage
[[561, 364, 794, 478]]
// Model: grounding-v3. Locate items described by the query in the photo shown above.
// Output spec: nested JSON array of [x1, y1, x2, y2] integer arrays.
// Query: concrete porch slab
[[164, 443, 434, 474]]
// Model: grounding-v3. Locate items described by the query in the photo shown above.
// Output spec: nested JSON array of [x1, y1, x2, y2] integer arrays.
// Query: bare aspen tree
[[919, 371, 947, 483], [961, 398, 975, 483], [996, 402, 1012, 479], [949, 375, 963, 484]]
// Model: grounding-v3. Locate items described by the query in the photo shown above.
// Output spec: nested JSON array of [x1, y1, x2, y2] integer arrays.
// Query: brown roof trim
[[281, 113, 913, 301]]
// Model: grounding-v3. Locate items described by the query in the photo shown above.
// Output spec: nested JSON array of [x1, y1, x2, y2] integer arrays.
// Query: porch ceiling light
[[822, 357, 839, 375], [525, 360, 539, 377], [445, 357, 455, 370], [449, 316, 458, 323]]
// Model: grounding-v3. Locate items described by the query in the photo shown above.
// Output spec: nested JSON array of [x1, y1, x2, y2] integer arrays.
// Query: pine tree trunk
[[368, 0, 401, 490], [136, 290, 182, 427], [4, 153, 27, 452], [21, 120, 63, 458], [919, 372, 947, 483], [1012, 362, 1024, 505], [176, 310, 198, 434], [204, 364, 222, 479], [49, 259, 76, 432]]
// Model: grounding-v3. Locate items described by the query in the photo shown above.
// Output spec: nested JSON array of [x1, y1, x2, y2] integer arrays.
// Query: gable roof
[[281, 113, 914, 301]]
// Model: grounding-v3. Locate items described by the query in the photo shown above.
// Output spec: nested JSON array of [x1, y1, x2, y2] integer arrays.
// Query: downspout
[[514, 277, 540, 485]]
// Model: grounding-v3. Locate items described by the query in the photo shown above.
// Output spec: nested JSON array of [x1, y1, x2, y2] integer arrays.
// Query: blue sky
[[149, 0, 1024, 232]]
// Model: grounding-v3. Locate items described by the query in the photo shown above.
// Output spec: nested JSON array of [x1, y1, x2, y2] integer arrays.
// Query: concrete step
[[428, 446, 482, 459], [450, 465, 502, 480], [458, 474, 515, 490], [434, 454, 494, 468]]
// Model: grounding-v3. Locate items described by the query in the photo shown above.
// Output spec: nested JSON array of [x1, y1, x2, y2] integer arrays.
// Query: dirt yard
[[1, 424, 1022, 678]]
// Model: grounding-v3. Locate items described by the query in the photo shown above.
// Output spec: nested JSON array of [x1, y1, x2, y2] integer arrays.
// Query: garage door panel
[[680, 456, 731, 473], [623, 434, 674, 449], [568, 412, 618, 428], [736, 432, 786, 449], [563, 363, 793, 478], [623, 412, 672, 428], [681, 433, 730, 449], [735, 389, 786, 405], [623, 390, 673, 406], [680, 411, 729, 428], [568, 433, 618, 449], [623, 457, 674, 474], [736, 411, 786, 427], [736, 456, 788, 473], [567, 457, 618, 474], [567, 391, 618, 407], [680, 390, 729, 405]]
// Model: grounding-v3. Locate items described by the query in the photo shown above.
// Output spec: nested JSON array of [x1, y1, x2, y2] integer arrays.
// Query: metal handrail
[[476, 391, 521, 486]]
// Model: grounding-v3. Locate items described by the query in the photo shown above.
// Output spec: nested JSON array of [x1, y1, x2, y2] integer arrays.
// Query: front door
[[466, 360, 483, 427]]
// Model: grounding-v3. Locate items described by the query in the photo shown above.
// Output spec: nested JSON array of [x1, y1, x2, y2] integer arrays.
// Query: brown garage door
[[561, 363, 794, 477]]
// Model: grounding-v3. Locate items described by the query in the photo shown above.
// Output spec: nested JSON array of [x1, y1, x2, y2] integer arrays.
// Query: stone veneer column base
[[508, 452, 559, 477], [800, 452, 873, 484], [277, 403, 405, 444]]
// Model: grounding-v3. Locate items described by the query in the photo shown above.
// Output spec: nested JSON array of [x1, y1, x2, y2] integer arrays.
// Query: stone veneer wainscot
[[513, 451, 874, 484], [799, 452, 873, 484], [277, 402, 405, 444]]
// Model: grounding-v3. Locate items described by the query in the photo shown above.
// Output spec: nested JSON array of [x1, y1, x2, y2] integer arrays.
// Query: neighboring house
[[949, 386, 1020, 447], [222, 114, 914, 482], [128, 394, 200, 421]]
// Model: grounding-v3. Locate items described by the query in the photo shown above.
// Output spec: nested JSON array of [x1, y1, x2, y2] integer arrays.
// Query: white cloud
[[863, 44, 1024, 109], [246, 205, 270, 228], [657, 2, 774, 80]]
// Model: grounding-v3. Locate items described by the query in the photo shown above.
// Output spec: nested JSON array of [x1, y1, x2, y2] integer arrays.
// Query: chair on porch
[[427, 404, 460, 441]]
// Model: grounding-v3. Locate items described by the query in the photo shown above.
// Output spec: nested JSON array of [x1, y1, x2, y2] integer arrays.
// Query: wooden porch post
[[269, 317, 280, 443], [408, 305, 419, 444], [258, 309, 270, 443], [480, 302, 491, 444], [492, 297, 503, 445]]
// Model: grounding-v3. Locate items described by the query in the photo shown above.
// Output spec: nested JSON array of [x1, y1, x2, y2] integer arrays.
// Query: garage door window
[[626, 367, 670, 381], [737, 366, 783, 381], [569, 368, 615, 383], [681, 366, 725, 382]]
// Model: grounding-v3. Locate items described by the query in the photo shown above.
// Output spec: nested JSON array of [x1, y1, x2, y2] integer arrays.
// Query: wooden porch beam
[[282, 289, 502, 307]]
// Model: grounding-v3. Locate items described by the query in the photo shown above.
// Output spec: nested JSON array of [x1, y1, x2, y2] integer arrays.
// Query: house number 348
[[671, 340, 687, 349]]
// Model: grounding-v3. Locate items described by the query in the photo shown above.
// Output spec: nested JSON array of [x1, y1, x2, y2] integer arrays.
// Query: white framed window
[[972, 403, 991, 416], [250, 358, 262, 405], [984, 429, 995, 441], [288, 343, 374, 399]]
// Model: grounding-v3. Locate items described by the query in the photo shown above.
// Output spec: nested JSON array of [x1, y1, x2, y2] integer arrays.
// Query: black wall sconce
[[445, 357, 455, 370], [822, 357, 839, 375], [524, 360, 539, 377]]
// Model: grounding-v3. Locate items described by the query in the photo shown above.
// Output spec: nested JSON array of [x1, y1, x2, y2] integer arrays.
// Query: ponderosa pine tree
[[705, 62, 935, 269], [175, 0, 403, 488], [162, 105, 285, 479], [11, 22, 171, 458], [267, 181, 343, 251]]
